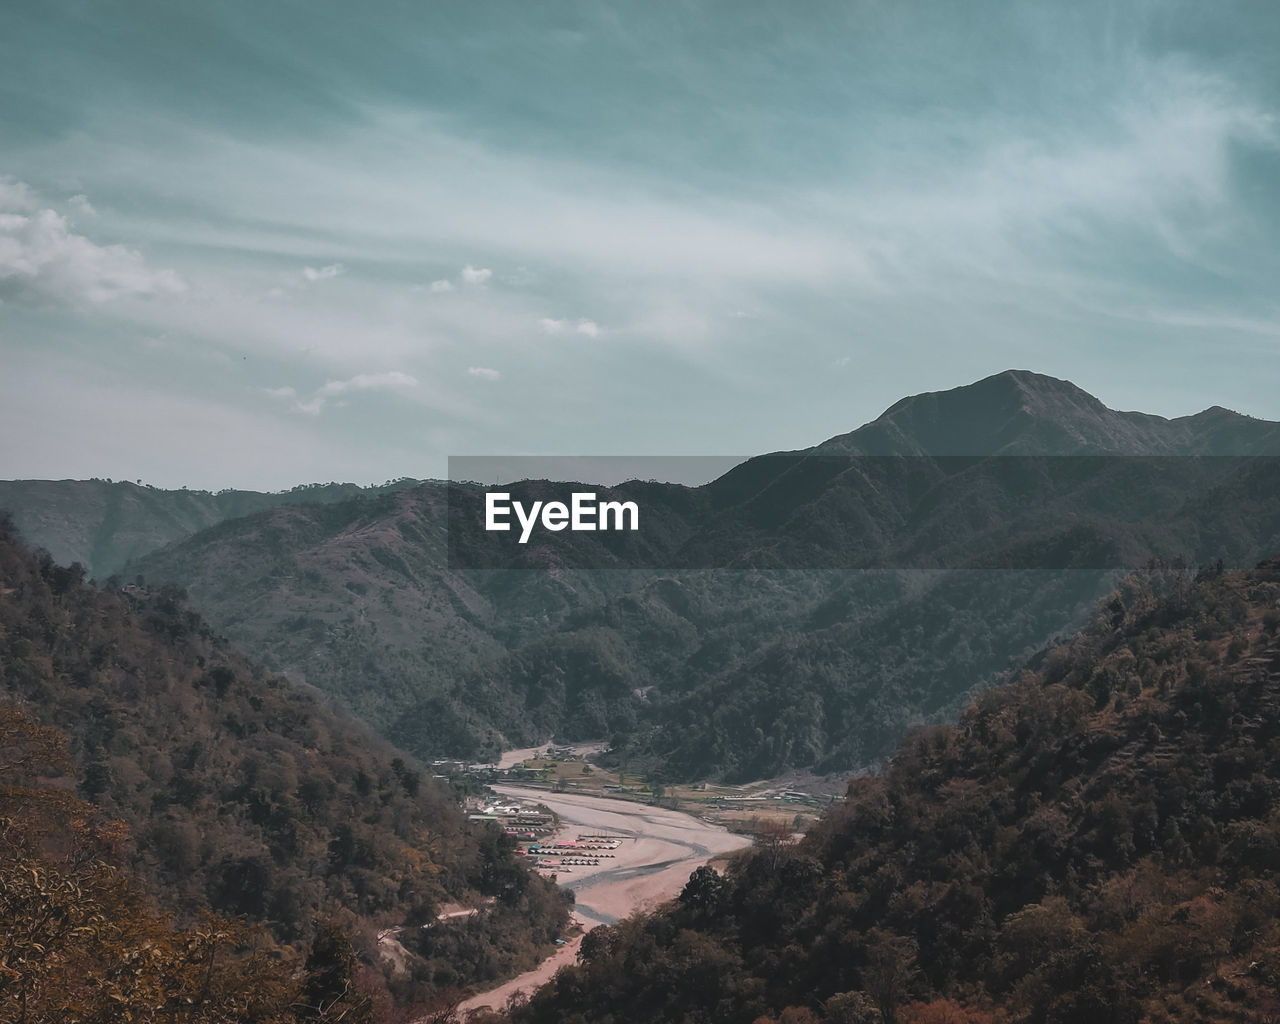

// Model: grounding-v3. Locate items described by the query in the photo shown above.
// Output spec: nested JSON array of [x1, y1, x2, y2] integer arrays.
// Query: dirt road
[[455, 787, 751, 1015]]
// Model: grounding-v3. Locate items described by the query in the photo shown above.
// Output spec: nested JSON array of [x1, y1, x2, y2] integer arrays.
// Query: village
[[457, 788, 623, 875]]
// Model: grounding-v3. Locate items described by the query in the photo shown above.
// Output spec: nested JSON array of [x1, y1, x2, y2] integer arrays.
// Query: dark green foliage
[[0, 476, 421, 577], [18, 373, 1280, 785], [512, 558, 1280, 1024], [132, 458, 1280, 783]]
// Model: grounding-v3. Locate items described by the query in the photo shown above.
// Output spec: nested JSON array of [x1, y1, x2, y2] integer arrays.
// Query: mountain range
[[5, 370, 1279, 781], [0, 476, 421, 578]]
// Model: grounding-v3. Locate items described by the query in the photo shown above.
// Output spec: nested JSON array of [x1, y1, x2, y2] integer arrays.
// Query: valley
[[459, 787, 752, 1014], [107, 372, 1280, 783], [7, 0, 1278, 1018], [6, 369, 1280, 1023]]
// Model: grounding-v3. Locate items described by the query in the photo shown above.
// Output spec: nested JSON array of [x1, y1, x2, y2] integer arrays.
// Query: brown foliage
[[512, 559, 1280, 1024], [0, 518, 570, 1019]]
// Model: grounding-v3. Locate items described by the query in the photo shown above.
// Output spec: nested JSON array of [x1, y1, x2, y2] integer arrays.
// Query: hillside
[[0, 476, 421, 578], [508, 556, 1280, 1024], [124, 372, 1280, 781], [3, 702, 352, 1022], [0, 516, 570, 1013], [122, 485, 651, 754]]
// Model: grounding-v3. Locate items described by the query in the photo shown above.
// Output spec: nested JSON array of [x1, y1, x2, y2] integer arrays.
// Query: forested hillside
[[0, 476, 420, 577], [127, 372, 1280, 781], [508, 557, 1280, 1024], [0, 516, 569, 1016], [2, 702, 365, 1022]]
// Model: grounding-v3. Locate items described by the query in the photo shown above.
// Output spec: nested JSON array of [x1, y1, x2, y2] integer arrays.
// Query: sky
[[2, 0, 1279, 490]]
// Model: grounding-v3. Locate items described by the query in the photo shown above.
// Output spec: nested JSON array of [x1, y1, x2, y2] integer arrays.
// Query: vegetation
[[510, 556, 1280, 1023], [12, 372, 1280, 786], [0, 702, 369, 1022], [120, 372, 1280, 782], [0, 476, 421, 577], [0, 516, 570, 1016]]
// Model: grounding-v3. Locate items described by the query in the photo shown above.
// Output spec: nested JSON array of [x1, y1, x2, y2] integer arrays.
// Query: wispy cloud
[[537, 316, 600, 337], [467, 366, 500, 380], [287, 370, 418, 415], [4, 3, 1279, 486], [0, 181, 185, 305], [302, 262, 344, 282], [67, 194, 97, 218], [0, 178, 36, 212], [815, 61, 1278, 289]]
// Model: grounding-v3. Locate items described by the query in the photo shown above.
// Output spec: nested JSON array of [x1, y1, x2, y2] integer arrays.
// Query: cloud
[[461, 264, 492, 285], [429, 278, 454, 293], [467, 366, 500, 380], [0, 178, 36, 212], [263, 385, 297, 399], [67, 194, 97, 218], [0, 182, 186, 305], [537, 316, 599, 337], [291, 370, 418, 415], [830, 63, 1278, 288], [302, 263, 345, 281]]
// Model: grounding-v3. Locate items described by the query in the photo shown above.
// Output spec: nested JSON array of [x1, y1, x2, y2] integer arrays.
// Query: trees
[[0, 524, 571, 1018], [0, 704, 297, 1023], [513, 559, 1280, 1024], [679, 866, 728, 917], [298, 921, 375, 1023], [862, 930, 919, 1024]]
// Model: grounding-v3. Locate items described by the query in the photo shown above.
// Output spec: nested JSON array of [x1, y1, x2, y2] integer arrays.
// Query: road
[[455, 787, 751, 1015]]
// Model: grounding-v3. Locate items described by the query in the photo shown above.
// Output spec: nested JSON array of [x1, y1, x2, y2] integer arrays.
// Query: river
[[455, 786, 751, 1014]]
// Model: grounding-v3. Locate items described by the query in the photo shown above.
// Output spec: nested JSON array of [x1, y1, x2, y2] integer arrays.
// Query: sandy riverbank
[[455, 787, 751, 1015]]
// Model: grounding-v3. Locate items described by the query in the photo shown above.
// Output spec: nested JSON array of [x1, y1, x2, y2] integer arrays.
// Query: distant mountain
[[129, 485, 649, 752], [511, 557, 1280, 1024], [816, 369, 1280, 456], [120, 371, 1280, 779], [0, 477, 421, 577]]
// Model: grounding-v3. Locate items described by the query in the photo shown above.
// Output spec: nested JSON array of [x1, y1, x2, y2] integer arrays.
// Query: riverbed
[[455, 786, 751, 1014]]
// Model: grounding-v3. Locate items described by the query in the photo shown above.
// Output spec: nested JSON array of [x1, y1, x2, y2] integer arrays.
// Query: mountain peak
[[818, 370, 1280, 456], [877, 368, 1103, 420]]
